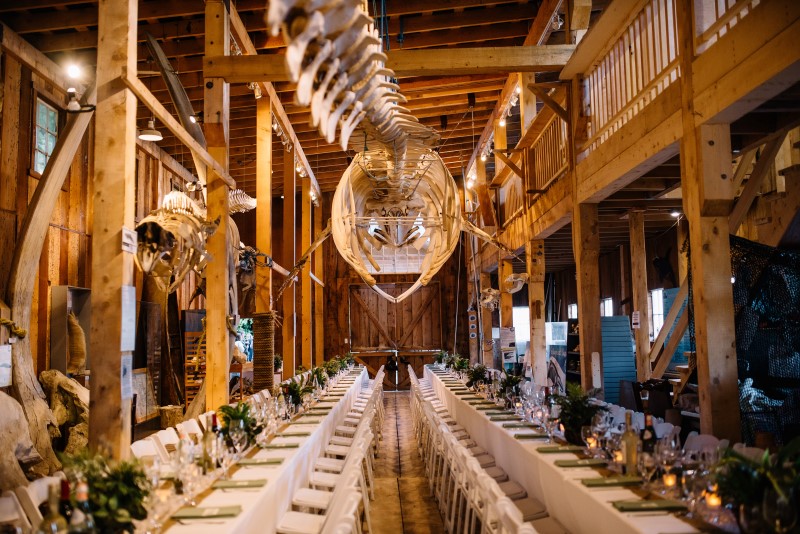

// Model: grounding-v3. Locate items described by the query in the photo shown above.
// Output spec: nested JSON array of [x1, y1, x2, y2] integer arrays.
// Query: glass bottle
[[37, 483, 68, 534], [68, 481, 96, 533], [57, 480, 72, 524], [640, 412, 657, 454], [621, 411, 639, 475]]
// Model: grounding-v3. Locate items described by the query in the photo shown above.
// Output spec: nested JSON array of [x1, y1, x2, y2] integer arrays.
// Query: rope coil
[[0, 317, 27, 339]]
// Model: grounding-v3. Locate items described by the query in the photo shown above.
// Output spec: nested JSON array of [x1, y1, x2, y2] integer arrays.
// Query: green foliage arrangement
[[552, 383, 606, 445], [295, 364, 308, 374], [499, 369, 523, 396], [324, 358, 340, 377], [283, 375, 314, 406], [218, 401, 262, 444], [274, 354, 283, 372], [60, 451, 148, 534], [344, 352, 356, 366], [466, 364, 488, 388], [434, 350, 447, 365], [715, 437, 800, 521], [443, 353, 457, 369], [310, 366, 327, 389], [454, 356, 469, 372]]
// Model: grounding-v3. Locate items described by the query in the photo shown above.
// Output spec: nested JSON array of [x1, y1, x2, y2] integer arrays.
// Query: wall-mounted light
[[670, 210, 681, 218], [480, 153, 487, 162], [138, 118, 163, 142], [515, 85, 521, 95], [65, 87, 95, 114], [499, 116, 506, 127], [186, 180, 205, 192]]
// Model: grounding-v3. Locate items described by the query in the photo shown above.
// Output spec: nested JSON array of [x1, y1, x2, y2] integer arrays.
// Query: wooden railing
[[694, 0, 760, 54], [530, 114, 569, 191], [499, 174, 524, 227], [583, 0, 680, 152]]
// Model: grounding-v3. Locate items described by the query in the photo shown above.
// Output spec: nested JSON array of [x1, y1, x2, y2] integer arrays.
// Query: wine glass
[[581, 426, 596, 457], [180, 463, 200, 507], [763, 486, 797, 533], [218, 435, 234, 480], [230, 424, 248, 460], [638, 451, 658, 490]]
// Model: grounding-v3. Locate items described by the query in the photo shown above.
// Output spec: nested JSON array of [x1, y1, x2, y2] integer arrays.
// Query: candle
[[662, 473, 677, 488], [613, 450, 624, 463], [706, 492, 722, 509], [585, 437, 597, 449]]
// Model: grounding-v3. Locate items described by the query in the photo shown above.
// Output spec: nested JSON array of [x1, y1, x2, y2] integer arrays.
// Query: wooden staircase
[[669, 351, 696, 403]]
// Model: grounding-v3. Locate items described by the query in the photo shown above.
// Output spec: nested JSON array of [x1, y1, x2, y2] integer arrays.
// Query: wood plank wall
[[0, 52, 202, 376]]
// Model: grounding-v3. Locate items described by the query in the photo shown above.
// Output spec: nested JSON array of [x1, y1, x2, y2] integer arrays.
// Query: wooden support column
[[619, 243, 632, 318], [282, 146, 296, 375], [480, 272, 494, 365], [518, 72, 537, 133], [204, 0, 232, 410], [494, 118, 508, 180], [629, 210, 651, 381], [89, 0, 137, 457], [475, 153, 497, 230], [499, 260, 514, 331], [677, 218, 689, 284], [313, 202, 324, 365], [255, 98, 272, 313], [572, 203, 602, 391], [526, 240, 547, 386], [465, 234, 480, 363], [300, 178, 312, 370], [677, 0, 739, 441]]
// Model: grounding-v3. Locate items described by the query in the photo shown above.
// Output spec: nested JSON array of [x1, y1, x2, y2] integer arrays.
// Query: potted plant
[[60, 451, 148, 534], [499, 369, 522, 396], [324, 358, 340, 377], [454, 356, 469, 373], [284, 376, 314, 408], [310, 366, 327, 389], [466, 364, 488, 389], [715, 438, 800, 533], [552, 383, 606, 446], [218, 401, 262, 445], [434, 350, 447, 365], [274, 354, 283, 373]]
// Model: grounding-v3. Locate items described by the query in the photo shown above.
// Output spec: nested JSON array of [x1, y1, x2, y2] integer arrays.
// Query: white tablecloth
[[165, 367, 368, 534], [424, 366, 700, 534]]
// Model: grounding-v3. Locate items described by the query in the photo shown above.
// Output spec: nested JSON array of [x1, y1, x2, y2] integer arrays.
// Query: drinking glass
[[638, 452, 658, 490], [763, 486, 797, 533], [218, 435, 234, 479], [181, 463, 200, 506], [581, 426, 596, 457]]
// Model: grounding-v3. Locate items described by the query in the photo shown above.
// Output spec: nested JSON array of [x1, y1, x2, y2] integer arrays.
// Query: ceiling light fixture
[[65, 87, 95, 114], [138, 118, 163, 142], [66, 64, 82, 79]]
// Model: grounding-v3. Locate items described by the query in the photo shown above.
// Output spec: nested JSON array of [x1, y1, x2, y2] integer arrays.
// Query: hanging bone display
[[504, 273, 529, 294], [480, 288, 501, 310], [267, 1, 520, 304]]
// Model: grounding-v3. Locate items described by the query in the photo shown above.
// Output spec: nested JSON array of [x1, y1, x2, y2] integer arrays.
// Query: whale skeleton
[[265, 0, 518, 304]]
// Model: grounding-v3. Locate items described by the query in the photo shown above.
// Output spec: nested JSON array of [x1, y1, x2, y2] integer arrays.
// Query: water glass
[[763, 486, 797, 533], [638, 452, 658, 489]]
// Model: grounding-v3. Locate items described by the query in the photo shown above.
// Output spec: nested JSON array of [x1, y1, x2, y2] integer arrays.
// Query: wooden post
[[526, 240, 547, 386], [629, 210, 651, 381], [300, 178, 312, 370], [480, 271, 494, 365], [618, 243, 632, 318], [494, 118, 508, 182], [282, 145, 296, 375], [89, 0, 137, 457], [518, 72, 537, 133], [677, 0, 740, 441], [677, 218, 689, 285], [572, 203, 602, 391], [313, 202, 325, 365], [255, 97, 272, 313], [499, 259, 514, 331], [204, 0, 232, 410], [465, 234, 480, 363]]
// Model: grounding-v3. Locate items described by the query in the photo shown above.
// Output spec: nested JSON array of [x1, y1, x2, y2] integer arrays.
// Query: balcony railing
[[530, 114, 569, 192], [694, 0, 761, 54]]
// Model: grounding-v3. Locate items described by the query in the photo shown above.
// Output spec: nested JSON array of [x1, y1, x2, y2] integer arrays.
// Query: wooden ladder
[[669, 351, 696, 402]]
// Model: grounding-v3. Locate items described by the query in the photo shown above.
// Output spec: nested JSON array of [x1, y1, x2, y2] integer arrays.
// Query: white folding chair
[[683, 432, 720, 452], [14, 474, 65, 528], [0, 490, 31, 534], [130, 437, 161, 460], [176, 418, 203, 442]]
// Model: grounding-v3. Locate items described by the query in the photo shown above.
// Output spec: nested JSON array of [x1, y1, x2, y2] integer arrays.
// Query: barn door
[[349, 283, 442, 389]]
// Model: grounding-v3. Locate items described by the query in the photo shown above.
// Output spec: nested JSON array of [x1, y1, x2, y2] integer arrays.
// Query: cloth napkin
[[262, 443, 300, 450], [212, 479, 267, 489], [276, 431, 311, 437], [612, 499, 687, 512], [554, 458, 608, 468], [489, 415, 522, 421], [502, 422, 538, 428], [536, 445, 585, 454], [239, 458, 284, 466], [581, 476, 642, 487], [172, 505, 242, 519], [514, 433, 549, 440]]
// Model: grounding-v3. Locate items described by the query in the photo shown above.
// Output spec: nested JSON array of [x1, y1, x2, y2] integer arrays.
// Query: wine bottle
[[202, 413, 215, 474], [68, 481, 96, 533], [640, 412, 657, 453], [58, 479, 72, 524], [37, 483, 68, 534], [620, 411, 639, 475]]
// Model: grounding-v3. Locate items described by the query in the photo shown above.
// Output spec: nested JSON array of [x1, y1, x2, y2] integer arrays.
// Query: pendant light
[[138, 118, 163, 142]]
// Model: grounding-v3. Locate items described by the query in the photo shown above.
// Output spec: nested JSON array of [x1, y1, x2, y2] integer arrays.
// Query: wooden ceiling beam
[[205, 45, 573, 83]]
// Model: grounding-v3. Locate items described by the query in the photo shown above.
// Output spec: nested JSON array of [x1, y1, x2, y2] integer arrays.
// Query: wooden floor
[[371, 391, 445, 534]]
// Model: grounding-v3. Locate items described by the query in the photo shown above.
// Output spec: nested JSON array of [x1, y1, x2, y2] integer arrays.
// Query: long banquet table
[[424, 366, 702, 534], [163, 367, 368, 533]]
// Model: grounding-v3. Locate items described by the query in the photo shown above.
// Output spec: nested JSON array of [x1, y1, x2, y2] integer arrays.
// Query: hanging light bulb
[[515, 85, 521, 95], [480, 153, 487, 162], [499, 116, 506, 127], [138, 118, 163, 142], [66, 88, 81, 112]]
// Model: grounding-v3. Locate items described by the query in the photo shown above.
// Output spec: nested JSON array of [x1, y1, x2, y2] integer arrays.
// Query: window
[[33, 98, 59, 174], [600, 298, 613, 317], [567, 303, 578, 319], [649, 288, 665, 341]]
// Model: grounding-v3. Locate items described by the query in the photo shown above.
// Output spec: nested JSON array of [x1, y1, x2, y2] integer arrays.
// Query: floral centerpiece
[[60, 451, 148, 534], [499, 369, 522, 396], [283, 376, 314, 407], [453, 355, 469, 373], [466, 364, 488, 388], [715, 437, 800, 532], [552, 383, 605, 445], [218, 401, 262, 445], [310, 366, 327, 389]]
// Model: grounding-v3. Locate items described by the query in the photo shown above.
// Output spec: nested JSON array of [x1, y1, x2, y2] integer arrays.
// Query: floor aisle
[[371, 391, 446, 534]]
